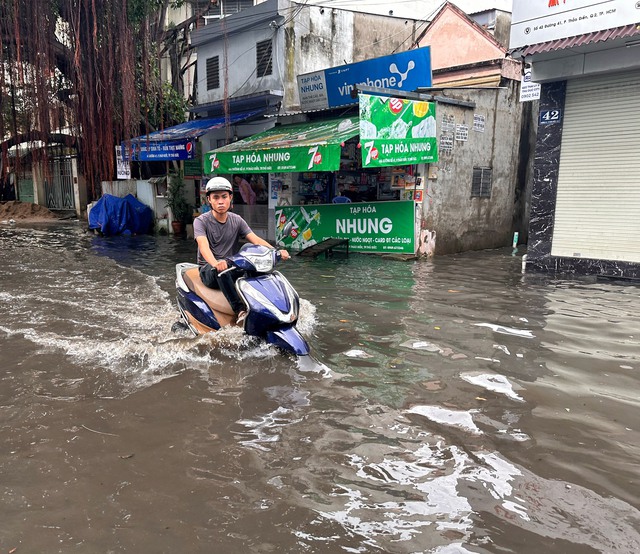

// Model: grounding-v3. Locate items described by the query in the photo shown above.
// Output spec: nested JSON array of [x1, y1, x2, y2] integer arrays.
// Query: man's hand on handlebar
[[279, 249, 290, 260], [214, 259, 229, 272]]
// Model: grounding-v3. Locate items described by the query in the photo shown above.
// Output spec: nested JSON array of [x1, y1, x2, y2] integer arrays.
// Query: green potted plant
[[166, 171, 189, 234]]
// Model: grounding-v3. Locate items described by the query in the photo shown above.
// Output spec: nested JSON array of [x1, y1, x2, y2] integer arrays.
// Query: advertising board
[[297, 47, 432, 110], [275, 201, 415, 254], [128, 140, 196, 162], [359, 93, 438, 167], [510, 0, 640, 49]]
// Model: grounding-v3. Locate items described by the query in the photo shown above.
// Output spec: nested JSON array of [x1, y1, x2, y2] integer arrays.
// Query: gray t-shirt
[[193, 211, 252, 265]]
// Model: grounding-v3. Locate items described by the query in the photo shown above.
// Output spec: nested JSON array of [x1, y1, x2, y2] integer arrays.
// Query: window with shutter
[[206, 0, 254, 18], [206, 56, 220, 90], [471, 167, 492, 198], [256, 39, 273, 78]]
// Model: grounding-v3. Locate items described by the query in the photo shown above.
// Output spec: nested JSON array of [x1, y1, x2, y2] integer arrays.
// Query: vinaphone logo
[[389, 60, 416, 87], [337, 59, 417, 96]]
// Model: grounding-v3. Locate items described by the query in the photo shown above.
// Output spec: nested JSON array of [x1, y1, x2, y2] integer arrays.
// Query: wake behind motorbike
[[173, 235, 309, 356]]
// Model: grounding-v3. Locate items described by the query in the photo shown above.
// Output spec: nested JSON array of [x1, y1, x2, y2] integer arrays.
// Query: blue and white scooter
[[174, 223, 309, 355]]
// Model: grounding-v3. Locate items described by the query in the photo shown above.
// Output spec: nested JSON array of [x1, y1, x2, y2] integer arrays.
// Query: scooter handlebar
[[217, 261, 236, 276]]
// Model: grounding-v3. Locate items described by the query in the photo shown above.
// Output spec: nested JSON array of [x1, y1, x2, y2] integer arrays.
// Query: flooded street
[[1, 222, 639, 553]]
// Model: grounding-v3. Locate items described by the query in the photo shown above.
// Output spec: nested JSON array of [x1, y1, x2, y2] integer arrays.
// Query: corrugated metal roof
[[513, 23, 640, 57], [126, 110, 266, 143]]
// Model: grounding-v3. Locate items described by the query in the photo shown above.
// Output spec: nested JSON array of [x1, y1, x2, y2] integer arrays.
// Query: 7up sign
[[307, 146, 323, 170], [363, 141, 379, 165], [208, 153, 219, 171]]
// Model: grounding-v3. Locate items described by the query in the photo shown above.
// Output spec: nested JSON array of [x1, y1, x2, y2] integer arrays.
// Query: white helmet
[[205, 176, 233, 194]]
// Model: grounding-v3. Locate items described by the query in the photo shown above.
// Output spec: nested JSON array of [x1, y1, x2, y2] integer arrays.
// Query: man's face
[[208, 191, 231, 213]]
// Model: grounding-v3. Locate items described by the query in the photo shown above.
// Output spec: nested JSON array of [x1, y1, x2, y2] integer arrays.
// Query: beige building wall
[[416, 3, 505, 70]]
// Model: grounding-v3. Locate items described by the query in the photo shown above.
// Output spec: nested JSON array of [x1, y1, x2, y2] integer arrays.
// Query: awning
[[509, 23, 640, 58], [124, 109, 265, 162], [189, 91, 283, 115], [204, 116, 359, 174]]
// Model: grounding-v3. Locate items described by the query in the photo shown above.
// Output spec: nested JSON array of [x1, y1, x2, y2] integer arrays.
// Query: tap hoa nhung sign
[[358, 93, 438, 168], [275, 201, 415, 254]]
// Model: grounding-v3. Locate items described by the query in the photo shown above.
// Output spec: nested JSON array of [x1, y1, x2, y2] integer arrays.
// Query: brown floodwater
[[1, 221, 639, 553]]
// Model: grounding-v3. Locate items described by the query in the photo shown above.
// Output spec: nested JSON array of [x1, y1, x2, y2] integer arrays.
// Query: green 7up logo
[[307, 146, 323, 170], [364, 141, 379, 166]]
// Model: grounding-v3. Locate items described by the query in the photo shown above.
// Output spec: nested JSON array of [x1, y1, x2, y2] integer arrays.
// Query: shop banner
[[128, 139, 196, 161], [205, 117, 359, 174], [520, 66, 541, 102], [359, 93, 438, 168], [510, 0, 639, 49], [206, 143, 343, 174], [275, 201, 415, 254]]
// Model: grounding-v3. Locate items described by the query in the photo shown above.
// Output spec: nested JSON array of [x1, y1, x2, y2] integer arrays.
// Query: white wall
[[531, 44, 640, 83], [160, 3, 196, 103], [195, 1, 420, 112], [196, 24, 283, 106]]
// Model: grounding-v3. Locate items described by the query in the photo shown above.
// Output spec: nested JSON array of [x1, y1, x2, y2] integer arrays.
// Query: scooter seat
[[183, 267, 235, 316]]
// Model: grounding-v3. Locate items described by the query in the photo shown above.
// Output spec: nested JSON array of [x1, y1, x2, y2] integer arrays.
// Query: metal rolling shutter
[[551, 70, 640, 262]]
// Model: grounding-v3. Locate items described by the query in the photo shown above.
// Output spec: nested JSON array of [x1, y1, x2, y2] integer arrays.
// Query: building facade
[[187, 0, 530, 256], [510, 1, 640, 279], [415, 2, 533, 254], [191, 0, 421, 117]]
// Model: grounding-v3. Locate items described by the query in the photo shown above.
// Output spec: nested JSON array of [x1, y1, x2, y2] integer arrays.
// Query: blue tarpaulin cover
[[88, 194, 153, 236]]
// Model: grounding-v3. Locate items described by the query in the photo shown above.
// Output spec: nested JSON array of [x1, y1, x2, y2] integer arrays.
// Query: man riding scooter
[[193, 177, 290, 326]]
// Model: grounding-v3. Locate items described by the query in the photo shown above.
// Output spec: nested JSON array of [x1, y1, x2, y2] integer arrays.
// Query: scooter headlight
[[243, 249, 275, 273]]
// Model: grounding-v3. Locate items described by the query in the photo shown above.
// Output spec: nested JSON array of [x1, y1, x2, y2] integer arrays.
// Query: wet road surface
[[1, 221, 639, 553]]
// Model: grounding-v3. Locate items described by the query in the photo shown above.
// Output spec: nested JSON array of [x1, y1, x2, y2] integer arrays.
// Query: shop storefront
[[203, 93, 438, 254], [511, 1, 640, 278]]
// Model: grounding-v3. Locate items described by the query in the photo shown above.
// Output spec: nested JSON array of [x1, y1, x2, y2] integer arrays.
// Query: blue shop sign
[[129, 139, 196, 161], [297, 46, 432, 111]]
